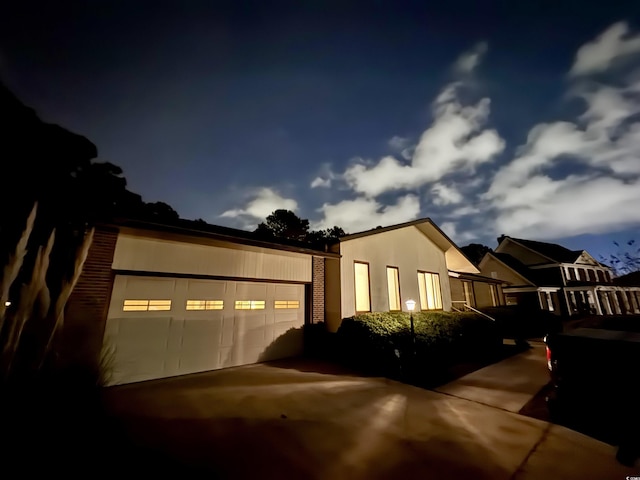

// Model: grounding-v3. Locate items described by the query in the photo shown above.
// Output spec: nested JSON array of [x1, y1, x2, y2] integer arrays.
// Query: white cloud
[[388, 135, 411, 151], [342, 82, 504, 197], [569, 21, 640, 76], [439, 221, 477, 244], [453, 42, 488, 74], [312, 194, 420, 232], [220, 187, 298, 220], [432, 184, 463, 205], [485, 23, 640, 240], [449, 205, 481, 217], [310, 176, 332, 188]]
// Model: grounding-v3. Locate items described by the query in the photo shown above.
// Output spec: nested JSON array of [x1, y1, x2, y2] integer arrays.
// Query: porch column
[[611, 291, 622, 314], [620, 290, 632, 315], [538, 291, 546, 310], [632, 292, 640, 314], [568, 291, 577, 315], [601, 292, 614, 315], [589, 290, 602, 315]]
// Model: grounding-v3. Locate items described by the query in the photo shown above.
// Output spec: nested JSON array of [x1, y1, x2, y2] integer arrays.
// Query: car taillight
[[546, 345, 553, 371]]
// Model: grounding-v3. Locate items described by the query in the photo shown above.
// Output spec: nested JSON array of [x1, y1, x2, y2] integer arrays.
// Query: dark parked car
[[544, 328, 640, 466]]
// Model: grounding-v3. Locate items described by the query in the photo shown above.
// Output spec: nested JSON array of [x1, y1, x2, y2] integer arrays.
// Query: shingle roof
[[491, 252, 563, 286], [505, 237, 582, 263]]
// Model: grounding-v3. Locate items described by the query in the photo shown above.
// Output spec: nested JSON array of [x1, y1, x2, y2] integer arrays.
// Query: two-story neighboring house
[[479, 235, 640, 316]]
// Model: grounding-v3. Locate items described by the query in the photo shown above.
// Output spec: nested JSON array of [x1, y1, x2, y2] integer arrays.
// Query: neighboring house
[[479, 235, 640, 316], [64, 219, 336, 385], [324, 218, 484, 332]]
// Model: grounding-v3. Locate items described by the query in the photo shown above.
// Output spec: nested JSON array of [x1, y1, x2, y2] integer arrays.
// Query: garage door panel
[[274, 285, 300, 299], [104, 275, 306, 385], [185, 279, 227, 298]]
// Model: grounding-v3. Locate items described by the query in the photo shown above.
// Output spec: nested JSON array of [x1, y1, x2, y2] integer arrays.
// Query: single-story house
[[324, 218, 498, 332], [65, 217, 499, 385]]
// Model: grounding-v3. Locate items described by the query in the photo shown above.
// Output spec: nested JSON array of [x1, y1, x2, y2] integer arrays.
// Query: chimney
[[497, 234, 507, 245]]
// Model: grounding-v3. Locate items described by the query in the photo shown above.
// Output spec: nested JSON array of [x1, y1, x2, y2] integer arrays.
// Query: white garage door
[[102, 275, 306, 385]]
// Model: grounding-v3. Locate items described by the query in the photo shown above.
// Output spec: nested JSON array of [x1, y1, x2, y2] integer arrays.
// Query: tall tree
[[255, 210, 310, 242], [460, 243, 493, 266], [601, 239, 640, 276]]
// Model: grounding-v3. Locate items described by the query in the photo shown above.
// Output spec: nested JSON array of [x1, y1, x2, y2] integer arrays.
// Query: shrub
[[335, 311, 501, 380]]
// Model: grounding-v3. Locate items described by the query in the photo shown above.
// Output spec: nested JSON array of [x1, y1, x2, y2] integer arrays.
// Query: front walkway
[[102, 353, 638, 478], [435, 341, 549, 413]]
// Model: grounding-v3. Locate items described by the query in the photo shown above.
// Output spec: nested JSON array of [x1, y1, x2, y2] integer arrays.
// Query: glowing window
[[123, 300, 172, 312], [234, 300, 266, 310], [354, 262, 371, 312], [186, 300, 224, 310], [275, 300, 300, 309], [417, 272, 442, 310], [386, 267, 401, 311]]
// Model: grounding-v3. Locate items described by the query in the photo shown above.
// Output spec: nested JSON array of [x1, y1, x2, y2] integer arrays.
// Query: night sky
[[2, 0, 640, 260]]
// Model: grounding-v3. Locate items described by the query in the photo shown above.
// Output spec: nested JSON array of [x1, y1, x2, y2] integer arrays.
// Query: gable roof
[[500, 236, 582, 264], [489, 252, 566, 286], [337, 217, 480, 274]]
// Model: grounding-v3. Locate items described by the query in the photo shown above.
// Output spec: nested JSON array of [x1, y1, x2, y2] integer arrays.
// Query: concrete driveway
[[103, 351, 638, 479]]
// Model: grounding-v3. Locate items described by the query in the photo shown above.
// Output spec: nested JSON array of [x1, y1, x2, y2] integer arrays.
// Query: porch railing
[[451, 301, 496, 322]]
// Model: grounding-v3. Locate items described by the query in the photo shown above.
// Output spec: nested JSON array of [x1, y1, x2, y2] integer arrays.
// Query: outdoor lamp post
[[405, 299, 416, 353]]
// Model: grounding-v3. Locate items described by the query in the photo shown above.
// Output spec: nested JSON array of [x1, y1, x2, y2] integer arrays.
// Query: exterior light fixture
[[4, 301, 10, 307], [405, 299, 417, 358]]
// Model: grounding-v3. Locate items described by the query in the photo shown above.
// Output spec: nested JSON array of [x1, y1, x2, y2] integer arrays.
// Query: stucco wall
[[337, 226, 451, 325]]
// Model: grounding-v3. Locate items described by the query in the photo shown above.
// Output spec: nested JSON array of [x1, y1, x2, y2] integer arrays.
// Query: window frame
[[417, 271, 443, 311], [386, 266, 401, 312], [354, 261, 372, 313], [462, 280, 476, 307], [123, 299, 172, 312]]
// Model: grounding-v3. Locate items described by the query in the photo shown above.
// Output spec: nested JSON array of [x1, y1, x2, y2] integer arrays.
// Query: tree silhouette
[[255, 210, 310, 242], [460, 243, 493, 266], [601, 239, 640, 276]]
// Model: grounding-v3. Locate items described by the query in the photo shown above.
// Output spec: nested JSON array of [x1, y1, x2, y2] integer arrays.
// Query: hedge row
[[332, 311, 501, 380]]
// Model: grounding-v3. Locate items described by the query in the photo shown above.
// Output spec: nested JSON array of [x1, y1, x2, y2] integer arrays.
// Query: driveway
[[103, 352, 638, 479]]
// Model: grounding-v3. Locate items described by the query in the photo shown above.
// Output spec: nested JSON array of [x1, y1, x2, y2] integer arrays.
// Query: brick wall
[[312, 256, 325, 323], [62, 225, 118, 373]]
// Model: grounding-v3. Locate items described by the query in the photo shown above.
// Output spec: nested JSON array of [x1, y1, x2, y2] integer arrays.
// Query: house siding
[[112, 233, 312, 282], [480, 255, 533, 286], [335, 226, 451, 328], [63, 225, 118, 372]]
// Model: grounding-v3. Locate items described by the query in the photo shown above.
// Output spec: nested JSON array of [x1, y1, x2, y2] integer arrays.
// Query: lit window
[[234, 300, 266, 310], [186, 300, 224, 310], [275, 300, 300, 309], [386, 267, 401, 311], [354, 262, 371, 312], [123, 300, 172, 312], [417, 272, 442, 310]]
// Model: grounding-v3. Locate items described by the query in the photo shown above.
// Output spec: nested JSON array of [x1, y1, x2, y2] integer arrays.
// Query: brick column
[[312, 256, 325, 324], [62, 225, 118, 375]]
